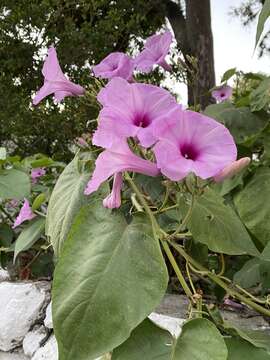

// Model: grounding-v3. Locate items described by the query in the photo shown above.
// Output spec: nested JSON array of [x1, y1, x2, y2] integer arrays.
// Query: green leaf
[[204, 104, 267, 145], [234, 167, 270, 246], [180, 189, 259, 256], [221, 68, 237, 83], [224, 323, 270, 353], [0, 224, 13, 247], [112, 318, 174, 360], [46, 154, 94, 255], [233, 258, 261, 288], [14, 217, 45, 261], [0, 169, 30, 200], [226, 337, 270, 360], [52, 204, 168, 360], [32, 193, 46, 211], [255, 0, 270, 48], [173, 318, 228, 360], [250, 77, 270, 112], [261, 241, 270, 261]]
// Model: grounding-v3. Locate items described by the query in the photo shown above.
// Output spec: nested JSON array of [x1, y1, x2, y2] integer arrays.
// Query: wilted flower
[[93, 77, 178, 148], [84, 141, 159, 204], [31, 168, 46, 184], [135, 31, 172, 73], [213, 157, 250, 183], [103, 172, 123, 209], [153, 108, 237, 181], [93, 52, 134, 81], [212, 85, 232, 102], [33, 46, 85, 105], [13, 199, 36, 228]]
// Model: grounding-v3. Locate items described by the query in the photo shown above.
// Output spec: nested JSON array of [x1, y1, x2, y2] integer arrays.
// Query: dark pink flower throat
[[180, 143, 199, 161]]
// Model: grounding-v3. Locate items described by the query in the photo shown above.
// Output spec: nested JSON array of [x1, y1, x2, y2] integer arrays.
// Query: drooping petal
[[42, 46, 67, 82], [95, 77, 178, 148], [103, 172, 123, 209], [93, 52, 134, 81], [84, 142, 159, 195], [135, 31, 173, 73], [213, 157, 251, 183], [33, 46, 85, 105], [212, 85, 233, 102], [13, 199, 36, 228], [154, 109, 237, 181]]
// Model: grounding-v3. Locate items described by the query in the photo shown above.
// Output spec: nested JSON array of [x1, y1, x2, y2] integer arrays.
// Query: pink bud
[[214, 157, 251, 183]]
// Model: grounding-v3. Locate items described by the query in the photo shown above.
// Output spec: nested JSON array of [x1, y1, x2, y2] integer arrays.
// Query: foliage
[[1, 17, 270, 360], [0, 0, 165, 159]]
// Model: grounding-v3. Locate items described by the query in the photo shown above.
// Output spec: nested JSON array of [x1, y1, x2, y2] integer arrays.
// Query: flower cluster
[[32, 30, 250, 211]]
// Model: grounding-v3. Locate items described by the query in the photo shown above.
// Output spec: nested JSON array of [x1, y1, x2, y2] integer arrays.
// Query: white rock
[[0, 351, 28, 360], [23, 326, 48, 357], [0, 268, 10, 282], [149, 313, 185, 338], [44, 302, 53, 329], [0, 281, 51, 351], [32, 335, 58, 360]]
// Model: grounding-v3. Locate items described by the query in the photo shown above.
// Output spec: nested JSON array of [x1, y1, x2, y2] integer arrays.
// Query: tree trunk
[[166, 0, 216, 109]]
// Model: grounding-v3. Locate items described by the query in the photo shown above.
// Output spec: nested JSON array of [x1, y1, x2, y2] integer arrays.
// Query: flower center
[[180, 143, 199, 161], [133, 114, 151, 128], [220, 93, 225, 97]]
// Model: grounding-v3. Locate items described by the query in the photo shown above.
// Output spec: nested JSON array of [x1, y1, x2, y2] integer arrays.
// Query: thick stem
[[161, 241, 193, 300], [125, 173, 193, 301]]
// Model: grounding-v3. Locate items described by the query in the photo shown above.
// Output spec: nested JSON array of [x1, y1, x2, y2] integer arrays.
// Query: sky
[[173, 0, 269, 104]]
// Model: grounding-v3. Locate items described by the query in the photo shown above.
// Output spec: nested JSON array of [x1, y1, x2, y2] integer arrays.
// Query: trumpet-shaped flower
[[93, 52, 134, 81], [153, 108, 237, 181], [93, 77, 178, 148], [31, 168, 46, 184], [84, 141, 159, 198], [212, 85, 232, 102], [103, 172, 123, 209], [33, 46, 85, 105], [135, 31, 172, 73], [214, 157, 250, 183], [13, 199, 36, 228]]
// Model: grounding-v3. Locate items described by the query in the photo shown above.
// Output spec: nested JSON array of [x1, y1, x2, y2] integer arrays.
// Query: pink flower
[[31, 168, 46, 184], [84, 141, 159, 203], [153, 108, 237, 181], [103, 172, 123, 209], [33, 46, 85, 105], [13, 199, 36, 228], [213, 157, 250, 183], [135, 31, 173, 73], [212, 85, 232, 102], [93, 77, 178, 148], [93, 52, 134, 81]]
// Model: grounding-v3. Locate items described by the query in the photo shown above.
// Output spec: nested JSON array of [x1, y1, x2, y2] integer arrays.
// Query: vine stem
[[172, 193, 195, 236], [125, 173, 194, 301], [170, 242, 270, 317]]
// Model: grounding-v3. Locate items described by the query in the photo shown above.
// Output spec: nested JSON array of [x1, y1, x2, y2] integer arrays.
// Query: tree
[[165, 0, 216, 108], [232, 0, 270, 57], [0, 0, 216, 159]]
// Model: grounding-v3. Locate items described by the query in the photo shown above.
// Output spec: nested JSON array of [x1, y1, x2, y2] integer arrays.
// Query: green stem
[[125, 173, 194, 301], [161, 241, 193, 300], [170, 242, 270, 317], [172, 193, 195, 236]]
